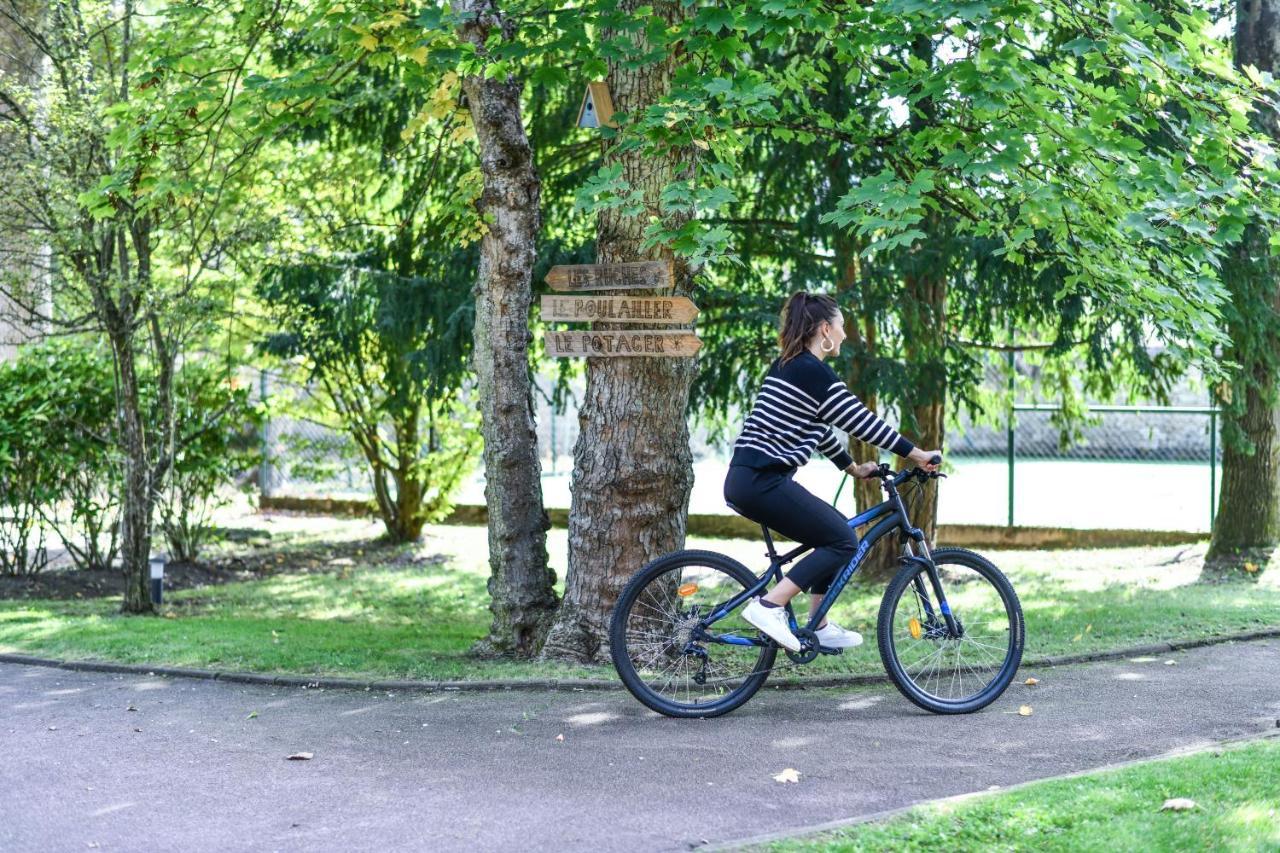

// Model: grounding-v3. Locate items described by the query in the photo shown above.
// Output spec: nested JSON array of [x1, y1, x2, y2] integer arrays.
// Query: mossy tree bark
[[457, 0, 558, 655], [1204, 0, 1280, 580], [541, 0, 696, 663]]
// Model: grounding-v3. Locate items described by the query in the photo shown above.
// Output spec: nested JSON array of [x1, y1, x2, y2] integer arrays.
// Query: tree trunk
[[375, 414, 425, 544], [1205, 230, 1280, 577], [1208, 327, 1280, 575], [857, 266, 947, 585], [1205, 0, 1280, 578], [457, 0, 558, 656], [855, 30, 948, 584], [542, 0, 695, 663], [114, 328, 156, 614], [834, 246, 882, 516]]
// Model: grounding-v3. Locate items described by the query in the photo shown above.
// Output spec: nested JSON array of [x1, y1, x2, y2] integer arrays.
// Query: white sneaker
[[815, 621, 863, 649], [742, 598, 802, 652]]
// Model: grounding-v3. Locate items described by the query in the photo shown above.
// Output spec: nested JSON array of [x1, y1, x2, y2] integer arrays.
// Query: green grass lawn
[[765, 736, 1280, 852], [0, 519, 1277, 682]]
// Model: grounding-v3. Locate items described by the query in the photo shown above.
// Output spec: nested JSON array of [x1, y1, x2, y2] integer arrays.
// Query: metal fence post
[[1006, 407, 1015, 528], [1209, 408, 1217, 529], [259, 369, 273, 498], [1006, 349, 1015, 528], [550, 395, 557, 475]]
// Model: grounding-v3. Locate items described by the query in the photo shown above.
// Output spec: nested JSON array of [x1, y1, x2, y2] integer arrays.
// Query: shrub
[[0, 364, 57, 576], [158, 361, 260, 563]]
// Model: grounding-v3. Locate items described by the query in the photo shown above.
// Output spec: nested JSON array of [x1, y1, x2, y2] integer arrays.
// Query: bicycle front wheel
[[609, 549, 776, 718], [877, 547, 1024, 714]]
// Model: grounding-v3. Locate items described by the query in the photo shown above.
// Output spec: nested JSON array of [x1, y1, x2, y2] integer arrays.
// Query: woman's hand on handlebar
[[844, 461, 881, 480], [908, 447, 942, 472]]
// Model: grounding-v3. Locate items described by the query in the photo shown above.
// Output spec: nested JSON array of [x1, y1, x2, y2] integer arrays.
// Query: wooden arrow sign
[[545, 260, 673, 292], [544, 330, 702, 358], [540, 295, 699, 324]]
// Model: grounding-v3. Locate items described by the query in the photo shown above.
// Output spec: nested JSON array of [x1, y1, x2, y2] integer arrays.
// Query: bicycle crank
[[783, 628, 843, 664]]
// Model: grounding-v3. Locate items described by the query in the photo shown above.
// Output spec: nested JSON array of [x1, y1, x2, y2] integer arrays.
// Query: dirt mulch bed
[[0, 531, 444, 602]]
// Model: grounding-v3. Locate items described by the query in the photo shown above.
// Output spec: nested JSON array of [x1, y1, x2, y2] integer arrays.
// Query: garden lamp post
[[149, 554, 165, 606]]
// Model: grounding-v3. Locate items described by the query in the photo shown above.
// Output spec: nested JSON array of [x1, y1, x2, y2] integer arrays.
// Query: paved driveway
[[3, 638, 1278, 852]]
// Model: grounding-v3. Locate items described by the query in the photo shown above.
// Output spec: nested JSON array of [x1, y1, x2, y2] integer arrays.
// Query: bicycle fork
[[901, 540, 963, 639]]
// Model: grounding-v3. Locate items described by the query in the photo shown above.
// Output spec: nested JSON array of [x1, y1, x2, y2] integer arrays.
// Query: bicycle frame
[[699, 472, 959, 650]]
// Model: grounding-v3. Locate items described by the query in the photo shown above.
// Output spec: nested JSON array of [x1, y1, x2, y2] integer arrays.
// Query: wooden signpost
[[540, 295, 698, 324], [545, 260, 673, 292], [542, 260, 700, 357], [545, 330, 702, 358]]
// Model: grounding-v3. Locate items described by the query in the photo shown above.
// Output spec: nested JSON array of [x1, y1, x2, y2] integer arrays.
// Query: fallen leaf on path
[[286, 752, 313, 761], [126, 705, 137, 712], [773, 768, 800, 783], [1161, 798, 1197, 811], [1018, 705, 1033, 717], [1165, 660, 1177, 666], [247, 711, 258, 719], [555, 734, 564, 742], [1023, 677, 1039, 686]]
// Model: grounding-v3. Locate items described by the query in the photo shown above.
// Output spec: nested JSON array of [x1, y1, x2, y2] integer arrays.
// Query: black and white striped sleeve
[[815, 381, 915, 458], [816, 426, 855, 471]]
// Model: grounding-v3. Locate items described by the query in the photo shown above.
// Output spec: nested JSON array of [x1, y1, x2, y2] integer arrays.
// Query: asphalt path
[[3, 638, 1278, 852]]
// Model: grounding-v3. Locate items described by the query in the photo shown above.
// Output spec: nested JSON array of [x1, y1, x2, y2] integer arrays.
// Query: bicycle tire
[[609, 549, 777, 718], [877, 547, 1024, 714]]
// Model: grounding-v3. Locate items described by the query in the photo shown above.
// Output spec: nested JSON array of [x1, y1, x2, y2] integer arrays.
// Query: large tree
[[0, 0, 338, 611], [522, 0, 1279, 653], [1205, 0, 1280, 577], [541, 0, 699, 662], [674, 0, 1277, 574], [453, 0, 560, 656], [254, 36, 485, 545]]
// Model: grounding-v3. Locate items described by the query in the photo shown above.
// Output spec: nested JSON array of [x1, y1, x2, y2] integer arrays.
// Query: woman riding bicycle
[[724, 291, 940, 654]]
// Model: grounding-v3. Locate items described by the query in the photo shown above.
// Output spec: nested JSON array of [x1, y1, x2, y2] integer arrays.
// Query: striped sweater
[[730, 351, 914, 471]]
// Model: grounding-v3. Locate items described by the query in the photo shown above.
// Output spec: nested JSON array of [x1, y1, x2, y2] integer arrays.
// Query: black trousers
[[723, 463, 857, 594]]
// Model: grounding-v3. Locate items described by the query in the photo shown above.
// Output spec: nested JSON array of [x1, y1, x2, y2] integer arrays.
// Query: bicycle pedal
[[816, 644, 842, 656]]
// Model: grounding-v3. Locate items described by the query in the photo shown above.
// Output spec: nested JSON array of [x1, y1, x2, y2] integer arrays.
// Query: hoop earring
[[820, 336, 835, 353]]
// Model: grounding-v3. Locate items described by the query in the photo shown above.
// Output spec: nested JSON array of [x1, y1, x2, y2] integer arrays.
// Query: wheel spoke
[[886, 556, 1020, 710], [614, 556, 773, 714]]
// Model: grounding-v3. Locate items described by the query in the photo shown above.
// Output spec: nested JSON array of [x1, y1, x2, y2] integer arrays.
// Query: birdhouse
[[577, 81, 616, 129]]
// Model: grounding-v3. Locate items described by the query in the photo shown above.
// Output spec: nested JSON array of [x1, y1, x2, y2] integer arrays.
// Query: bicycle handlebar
[[870, 457, 946, 486]]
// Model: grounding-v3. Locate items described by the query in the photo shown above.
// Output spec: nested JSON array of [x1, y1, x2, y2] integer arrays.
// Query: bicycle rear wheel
[[877, 547, 1024, 714], [609, 549, 776, 718]]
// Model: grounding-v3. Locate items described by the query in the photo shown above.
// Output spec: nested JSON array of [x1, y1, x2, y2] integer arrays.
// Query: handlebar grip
[[929, 454, 942, 466]]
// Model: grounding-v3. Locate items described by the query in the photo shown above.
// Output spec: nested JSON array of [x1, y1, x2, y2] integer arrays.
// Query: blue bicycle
[[609, 461, 1025, 717]]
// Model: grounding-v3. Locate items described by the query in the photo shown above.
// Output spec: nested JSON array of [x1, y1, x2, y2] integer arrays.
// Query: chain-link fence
[[257, 370, 590, 501], [933, 404, 1220, 530], [259, 366, 1223, 533], [257, 370, 374, 500]]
